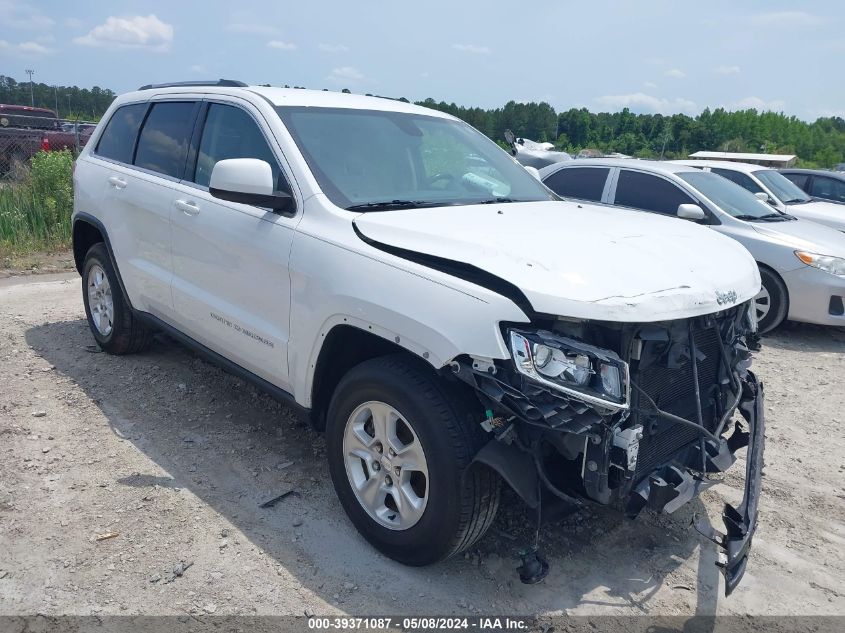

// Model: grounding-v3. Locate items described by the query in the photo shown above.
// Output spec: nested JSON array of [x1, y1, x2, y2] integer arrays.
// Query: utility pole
[[54, 85, 58, 115], [25, 69, 35, 106]]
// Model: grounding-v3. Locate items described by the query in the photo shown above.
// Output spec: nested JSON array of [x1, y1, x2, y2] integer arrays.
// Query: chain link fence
[[0, 111, 96, 181]]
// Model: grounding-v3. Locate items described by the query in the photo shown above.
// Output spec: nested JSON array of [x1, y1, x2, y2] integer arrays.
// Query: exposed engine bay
[[449, 300, 764, 594]]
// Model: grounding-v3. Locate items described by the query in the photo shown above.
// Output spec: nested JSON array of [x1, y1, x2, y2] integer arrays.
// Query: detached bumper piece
[[695, 372, 765, 596]]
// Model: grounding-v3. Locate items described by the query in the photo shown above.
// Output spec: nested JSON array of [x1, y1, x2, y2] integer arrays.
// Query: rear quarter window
[[95, 103, 148, 164], [543, 167, 609, 202]]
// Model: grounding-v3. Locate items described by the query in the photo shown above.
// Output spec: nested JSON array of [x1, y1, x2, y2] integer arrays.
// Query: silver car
[[540, 158, 845, 333]]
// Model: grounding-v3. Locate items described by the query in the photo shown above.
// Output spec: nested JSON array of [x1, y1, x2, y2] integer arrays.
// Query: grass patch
[[0, 150, 74, 258]]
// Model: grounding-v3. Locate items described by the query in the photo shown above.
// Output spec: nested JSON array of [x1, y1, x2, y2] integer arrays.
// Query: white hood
[[354, 201, 761, 322], [786, 200, 845, 232]]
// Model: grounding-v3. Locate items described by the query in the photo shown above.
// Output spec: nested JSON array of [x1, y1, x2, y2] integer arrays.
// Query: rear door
[[169, 98, 300, 390], [809, 175, 845, 203], [89, 100, 199, 317]]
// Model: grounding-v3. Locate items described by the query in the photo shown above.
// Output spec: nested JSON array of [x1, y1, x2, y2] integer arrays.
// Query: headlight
[[795, 250, 845, 276], [509, 329, 629, 410]]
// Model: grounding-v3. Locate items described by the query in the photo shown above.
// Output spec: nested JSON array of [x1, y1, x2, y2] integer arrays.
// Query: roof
[[672, 159, 771, 174], [540, 157, 699, 177], [779, 168, 845, 179], [689, 151, 797, 162], [115, 85, 454, 119]]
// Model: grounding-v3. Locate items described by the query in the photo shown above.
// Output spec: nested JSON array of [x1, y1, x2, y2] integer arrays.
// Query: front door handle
[[175, 199, 200, 216], [107, 176, 127, 190]]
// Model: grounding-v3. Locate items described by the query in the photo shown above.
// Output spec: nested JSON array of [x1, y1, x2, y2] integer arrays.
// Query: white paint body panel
[[73, 86, 761, 409], [354, 200, 760, 322]]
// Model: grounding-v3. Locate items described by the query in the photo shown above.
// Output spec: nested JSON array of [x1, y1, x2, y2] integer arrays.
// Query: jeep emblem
[[716, 290, 737, 305]]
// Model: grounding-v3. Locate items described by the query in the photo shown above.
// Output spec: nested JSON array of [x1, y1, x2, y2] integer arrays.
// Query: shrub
[[0, 150, 74, 254]]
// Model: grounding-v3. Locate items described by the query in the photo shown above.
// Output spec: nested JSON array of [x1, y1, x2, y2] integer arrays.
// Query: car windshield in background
[[679, 171, 781, 220], [754, 169, 811, 204], [275, 106, 556, 210]]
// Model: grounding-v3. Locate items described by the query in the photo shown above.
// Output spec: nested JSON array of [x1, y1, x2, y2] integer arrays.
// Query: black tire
[[82, 243, 153, 354], [326, 354, 500, 565], [755, 266, 789, 334]]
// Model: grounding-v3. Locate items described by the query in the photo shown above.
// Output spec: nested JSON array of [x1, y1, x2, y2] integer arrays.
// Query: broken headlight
[[508, 329, 629, 410]]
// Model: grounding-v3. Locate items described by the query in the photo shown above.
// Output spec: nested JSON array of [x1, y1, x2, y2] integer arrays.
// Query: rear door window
[[134, 101, 198, 179], [543, 167, 609, 202], [711, 168, 764, 194], [614, 170, 695, 215], [95, 103, 148, 164]]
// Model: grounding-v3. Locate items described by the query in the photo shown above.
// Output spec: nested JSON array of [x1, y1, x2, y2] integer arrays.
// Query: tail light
[[41, 137, 50, 151]]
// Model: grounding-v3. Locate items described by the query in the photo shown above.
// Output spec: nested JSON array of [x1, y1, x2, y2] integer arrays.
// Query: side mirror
[[677, 203, 706, 220], [754, 192, 770, 202], [524, 165, 542, 181], [209, 158, 293, 213]]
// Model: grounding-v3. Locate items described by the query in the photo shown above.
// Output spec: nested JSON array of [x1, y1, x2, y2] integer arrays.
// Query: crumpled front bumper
[[702, 371, 765, 596]]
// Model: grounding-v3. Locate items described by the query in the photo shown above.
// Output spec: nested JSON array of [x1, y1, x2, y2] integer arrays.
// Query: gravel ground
[[1, 273, 844, 617]]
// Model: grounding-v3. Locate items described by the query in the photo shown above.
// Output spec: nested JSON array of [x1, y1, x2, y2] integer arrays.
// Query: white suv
[[72, 80, 764, 593]]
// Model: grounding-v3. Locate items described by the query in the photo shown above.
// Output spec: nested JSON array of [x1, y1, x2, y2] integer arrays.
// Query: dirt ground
[[1, 273, 843, 617]]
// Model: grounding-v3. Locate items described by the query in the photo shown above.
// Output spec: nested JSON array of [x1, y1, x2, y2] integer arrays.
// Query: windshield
[[275, 106, 556, 210], [679, 171, 779, 220], [754, 169, 811, 204]]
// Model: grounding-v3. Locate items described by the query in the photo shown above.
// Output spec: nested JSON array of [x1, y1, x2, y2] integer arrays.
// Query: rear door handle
[[175, 199, 200, 216], [107, 176, 127, 190]]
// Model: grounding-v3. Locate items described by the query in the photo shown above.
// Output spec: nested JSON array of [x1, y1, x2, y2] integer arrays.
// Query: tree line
[[0, 75, 115, 121], [2, 74, 843, 166]]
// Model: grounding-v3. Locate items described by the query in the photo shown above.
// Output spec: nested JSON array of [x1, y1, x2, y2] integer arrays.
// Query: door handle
[[175, 199, 200, 216], [107, 176, 127, 190]]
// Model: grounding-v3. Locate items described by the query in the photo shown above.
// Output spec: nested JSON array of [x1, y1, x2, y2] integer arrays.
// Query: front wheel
[[326, 355, 499, 565], [754, 267, 789, 334]]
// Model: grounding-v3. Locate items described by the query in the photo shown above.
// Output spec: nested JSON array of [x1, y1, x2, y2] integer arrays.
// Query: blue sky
[[1, 0, 841, 120]]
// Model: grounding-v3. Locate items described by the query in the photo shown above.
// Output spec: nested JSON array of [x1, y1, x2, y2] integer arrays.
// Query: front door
[[169, 100, 299, 391]]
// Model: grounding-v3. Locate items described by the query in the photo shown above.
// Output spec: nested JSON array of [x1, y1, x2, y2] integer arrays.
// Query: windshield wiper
[[757, 213, 789, 221], [346, 200, 444, 211], [784, 198, 811, 205], [477, 197, 520, 204]]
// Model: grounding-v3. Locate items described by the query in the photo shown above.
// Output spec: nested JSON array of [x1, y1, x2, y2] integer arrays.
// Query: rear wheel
[[755, 267, 788, 334], [82, 243, 153, 354], [326, 354, 499, 565]]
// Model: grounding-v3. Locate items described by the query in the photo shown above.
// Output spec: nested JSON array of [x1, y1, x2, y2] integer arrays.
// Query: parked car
[[780, 168, 845, 205], [674, 159, 845, 232], [0, 103, 93, 175], [540, 159, 845, 333], [72, 81, 764, 593]]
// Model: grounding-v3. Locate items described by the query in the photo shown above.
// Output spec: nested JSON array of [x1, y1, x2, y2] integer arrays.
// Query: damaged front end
[[450, 300, 764, 595]]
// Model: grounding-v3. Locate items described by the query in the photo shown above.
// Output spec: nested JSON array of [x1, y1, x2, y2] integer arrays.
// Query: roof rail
[[137, 79, 248, 90]]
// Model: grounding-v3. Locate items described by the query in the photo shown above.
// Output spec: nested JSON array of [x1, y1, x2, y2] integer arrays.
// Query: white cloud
[[596, 92, 698, 115], [452, 43, 491, 54], [750, 11, 822, 27], [326, 66, 365, 83], [0, 39, 53, 56], [74, 14, 173, 51], [664, 68, 686, 79], [227, 23, 281, 35], [714, 65, 741, 75], [318, 43, 349, 53], [724, 96, 785, 112], [267, 40, 297, 50], [188, 64, 207, 74], [643, 81, 658, 89], [17, 41, 52, 55], [0, 1, 54, 30]]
